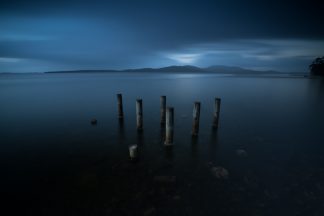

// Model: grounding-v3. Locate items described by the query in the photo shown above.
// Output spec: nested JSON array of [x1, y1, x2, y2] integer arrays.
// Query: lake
[[1, 72, 324, 216]]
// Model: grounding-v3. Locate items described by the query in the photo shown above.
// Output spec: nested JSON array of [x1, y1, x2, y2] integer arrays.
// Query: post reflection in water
[[136, 129, 144, 145], [191, 136, 199, 159], [164, 145, 174, 160], [118, 118, 125, 144], [160, 123, 166, 144], [209, 127, 220, 162]]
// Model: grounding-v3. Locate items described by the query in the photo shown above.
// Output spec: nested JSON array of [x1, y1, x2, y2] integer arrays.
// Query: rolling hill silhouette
[[46, 65, 285, 74]]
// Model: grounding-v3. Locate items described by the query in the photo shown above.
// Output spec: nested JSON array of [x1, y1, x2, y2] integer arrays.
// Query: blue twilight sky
[[0, 0, 324, 73]]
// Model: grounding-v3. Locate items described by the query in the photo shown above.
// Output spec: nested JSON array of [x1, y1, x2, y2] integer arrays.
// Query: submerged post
[[192, 102, 201, 136], [136, 99, 143, 130], [117, 93, 124, 119], [160, 96, 166, 125], [129, 144, 138, 160], [212, 98, 221, 128], [165, 107, 174, 146]]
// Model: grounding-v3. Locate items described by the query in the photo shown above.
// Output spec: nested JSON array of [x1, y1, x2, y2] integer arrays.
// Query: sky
[[0, 0, 324, 73]]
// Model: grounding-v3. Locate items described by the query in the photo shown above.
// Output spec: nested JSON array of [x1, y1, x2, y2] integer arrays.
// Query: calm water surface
[[1, 72, 324, 216]]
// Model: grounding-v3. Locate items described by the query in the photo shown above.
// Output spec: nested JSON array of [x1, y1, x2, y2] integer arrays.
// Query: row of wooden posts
[[117, 93, 221, 148]]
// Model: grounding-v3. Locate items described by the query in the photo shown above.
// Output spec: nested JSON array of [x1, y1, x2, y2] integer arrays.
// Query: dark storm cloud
[[2, 0, 323, 39], [0, 0, 324, 72]]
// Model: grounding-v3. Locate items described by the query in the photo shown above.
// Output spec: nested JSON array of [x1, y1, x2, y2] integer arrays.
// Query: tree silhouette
[[309, 56, 324, 76]]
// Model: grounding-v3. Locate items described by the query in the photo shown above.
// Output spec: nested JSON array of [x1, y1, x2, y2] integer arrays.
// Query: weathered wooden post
[[192, 102, 201, 136], [136, 99, 143, 130], [117, 93, 124, 119], [212, 98, 221, 128], [165, 107, 174, 146], [129, 144, 138, 160], [160, 96, 166, 125]]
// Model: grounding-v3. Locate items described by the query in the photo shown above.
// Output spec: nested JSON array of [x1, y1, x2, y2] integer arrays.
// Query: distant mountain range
[[44, 65, 302, 74]]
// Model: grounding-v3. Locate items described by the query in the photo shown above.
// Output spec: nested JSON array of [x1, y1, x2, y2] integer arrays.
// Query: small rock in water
[[129, 144, 138, 160], [211, 166, 229, 179], [91, 118, 97, 125], [236, 149, 248, 157]]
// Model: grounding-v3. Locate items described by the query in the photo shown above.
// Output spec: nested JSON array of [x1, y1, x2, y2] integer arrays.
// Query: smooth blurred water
[[1, 72, 324, 216]]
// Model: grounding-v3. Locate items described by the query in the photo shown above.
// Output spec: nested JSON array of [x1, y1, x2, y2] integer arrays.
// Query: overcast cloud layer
[[1, 0, 324, 72]]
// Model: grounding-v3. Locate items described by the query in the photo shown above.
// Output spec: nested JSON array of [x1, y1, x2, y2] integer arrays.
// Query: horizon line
[[0, 64, 306, 74]]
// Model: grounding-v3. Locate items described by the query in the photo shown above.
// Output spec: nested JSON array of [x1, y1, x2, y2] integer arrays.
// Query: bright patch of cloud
[[166, 53, 201, 64], [0, 34, 54, 41], [163, 39, 324, 72], [0, 57, 22, 63]]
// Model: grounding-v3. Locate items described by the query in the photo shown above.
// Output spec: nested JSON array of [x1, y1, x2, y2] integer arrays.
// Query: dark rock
[[236, 149, 248, 157], [211, 166, 229, 179], [91, 118, 97, 125]]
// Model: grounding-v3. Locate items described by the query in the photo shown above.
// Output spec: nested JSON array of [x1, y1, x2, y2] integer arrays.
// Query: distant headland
[[43, 65, 303, 75], [0, 65, 307, 75]]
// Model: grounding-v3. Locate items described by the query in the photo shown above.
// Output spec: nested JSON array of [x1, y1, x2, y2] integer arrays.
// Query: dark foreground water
[[1, 72, 324, 216]]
